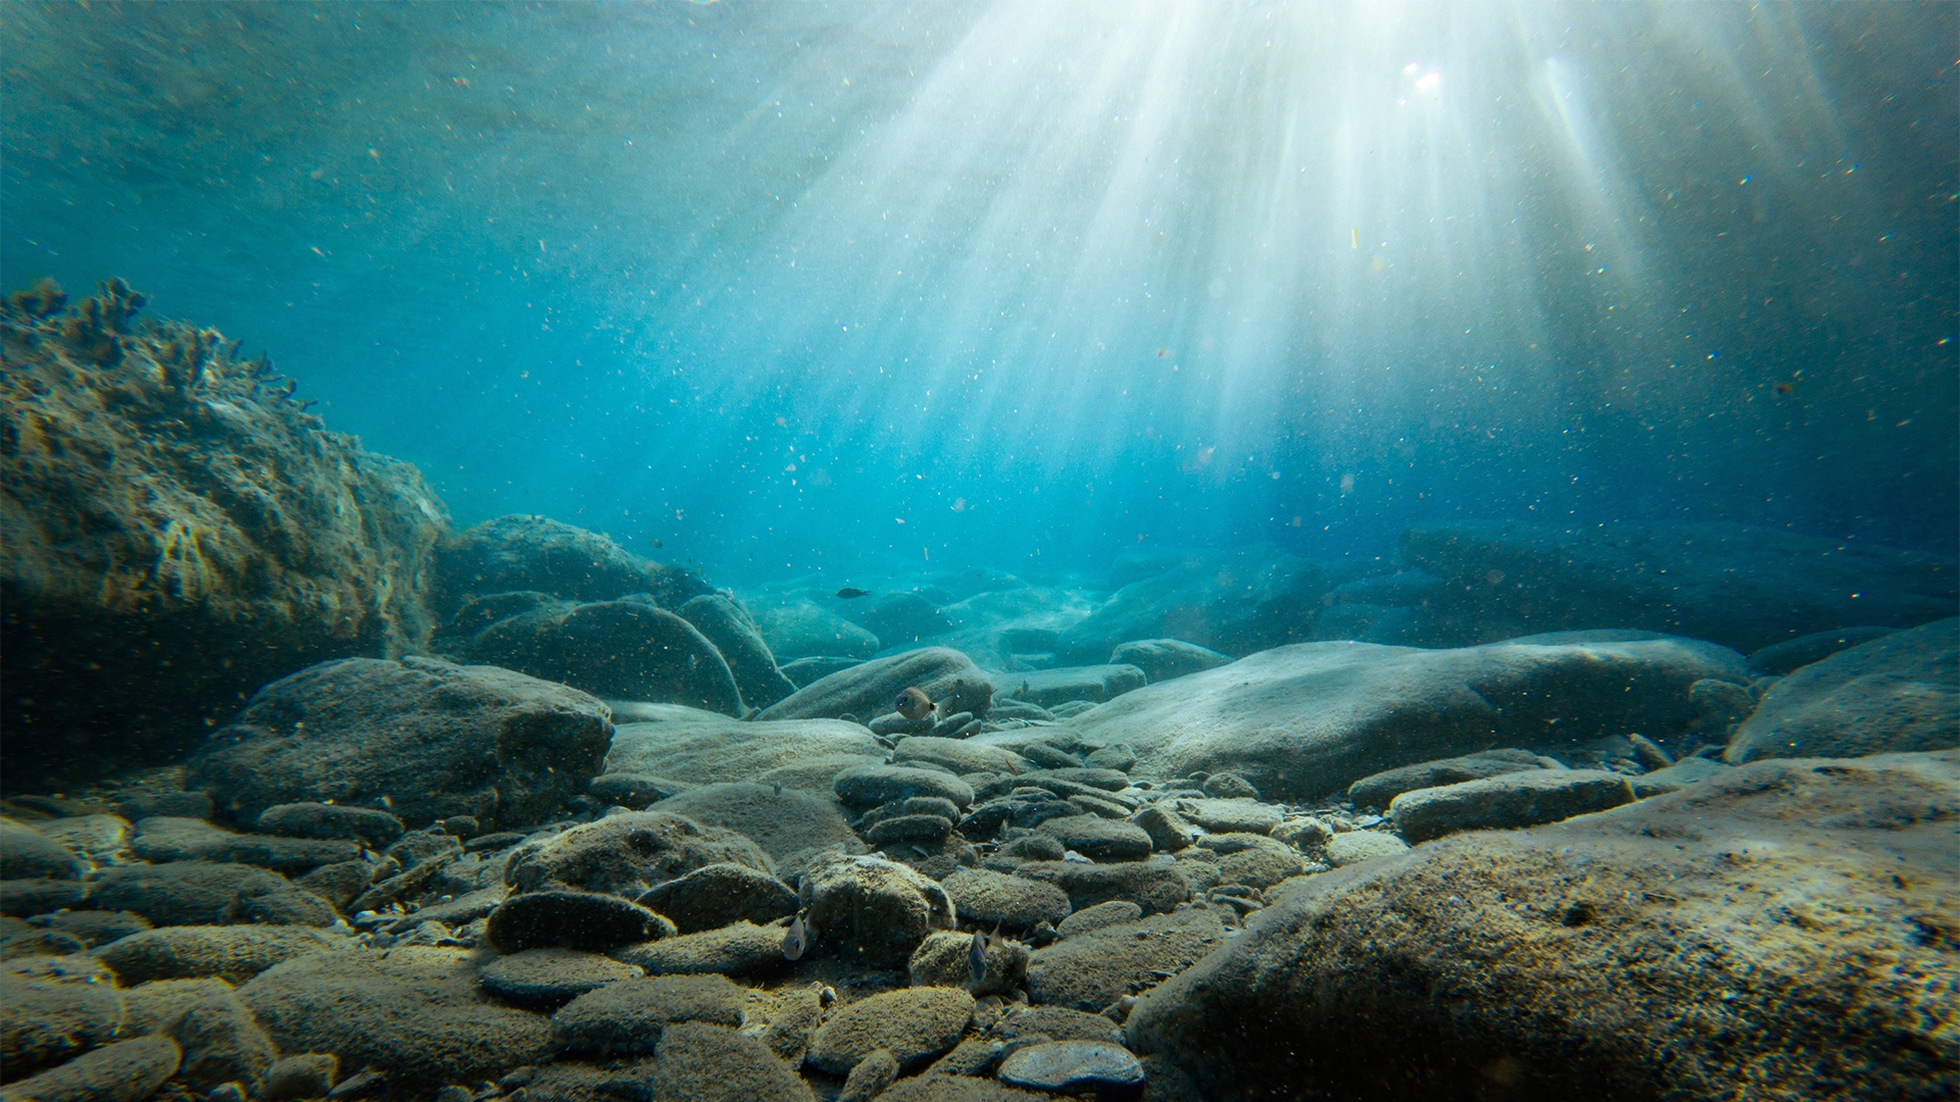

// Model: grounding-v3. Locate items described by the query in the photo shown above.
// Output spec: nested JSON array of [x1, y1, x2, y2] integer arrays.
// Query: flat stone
[[805, 986, 975, 1074], [993, 1005, 1126, 1046], [650, 784, 859, 864], [477, 948, 643, 1008], [520, 1022, 815, 1102], [1631, 757, 1733, 797], [1, 960, 128, 1079], [0, 1034, 181, 1102], [1025, 909, 1226, 1011], [552, 973, 746, 1055], [254, 802, 406, 848], [1036, 816, 1153, 862], [636, 862, 798, 934], [755, 647, 994, 724], [840, 1047, 900, 1102], [94, 924, 339, 985], [604, 712, 885, 792], [942, 867, 1072, 929], [998, 1040, 1146, 1092], [1001, 665, 1148, 709], [1129, 806, 1199, 852], [1209, 837, 1307, 890], [121, 976, 276, 1091], [1347, 751, 1545, 809], [1055, 900, 1142, 938], [834, 766, 974, 812], [0, 879, 88, 917], [1014, 858, 1191, 915], [865, 814, 955, 846], [503, 810, 774, 897], [486, 890, 676, 953], [611, 920, 791, 977], [1391, 769, 1638, 843], [0, 819, 80, 880], [1322, 831, 1411, 867], [86, 862, 335, 927], [1748, 627, 1898, 675], [799, 853, 955, 968], [892, 737, 1030, 777], [1169, 798, 1281, 835], [1729, 619, 1958, 763], [1109, 639, 1233, 684]]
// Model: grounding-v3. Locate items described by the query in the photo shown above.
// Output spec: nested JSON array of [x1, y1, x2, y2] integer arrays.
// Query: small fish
[[649, 538, 663, 548], [773, 783, 784, 797], [782, 915, 809, 961], [836, 587, 870, 600], [968, 929, 989, 987], [894, 687, 935, 721]]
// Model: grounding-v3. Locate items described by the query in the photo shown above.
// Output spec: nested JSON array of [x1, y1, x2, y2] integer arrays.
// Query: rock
[[29, 815, 131, 870], [1327, 569, 1448, 609], [800, 852, 956, 966], [262, 1053, 339, 1102], [1400, 520, 1956, 653], [758, 983, 823, 1064], [603, 711, 885, 792], [753, 601, 882, 660], [1748, 626, 1898, 675], [0, 958, 127, 1079], [998, 1040, 1146, 1093], [504, 810, 774, 896], [129, 816, 362, 874], [876, 1078, 1051, 1102], [1390, 769, 1638, 843], [839, 1048, 899, 1102], [477, 948, 643, 1008], [1055, 900, 1142, 938], [1002, 665, 1149, 709], [94, 924, 337, 985], [86, 862, 334, 927], [122, 977, 276, 1090], [430, 514, 705, 616], [649, 784, 858, 873], [1084, 744, 1139, 772], [0, 880, 87, 917], [865, 814, 954, 847], [112, 791, 214, 822], [611, 919, 790, 977], [520, 1022, 814, 1102], [1129, 806, 1199, 853], [1321, 831, 1410, 867], [0, 820, 79, 880], [1728, 618, 1958, 763], [1109, 640, 1233, 684], [384, 828, 463, 870], [1059, 545, 1328, 661], [552, 973, 746, 1055], [678, 593, 798, 710], [1022, 767, 1131, 793], [463, 599, 744, 714], [21, 910, 150, 949], [1205, 836, 1306, 890], [994, 1005, 1126, 1046], [1630, 757, 1732, 796], [1, 286, 449, 787], [1037, 816, 1153, 862], [1014, 858, 1191, 916], [637, 863, 798, 934], [1689, 677, 1758, 733], [486, 890, 676, 953], [941, 868, 1072, 929], [1024, 908, 1226, 1011], [1169, 798, 1280, 835], [241, 945, 560, 1084], [805, 986, 975, 1074], [189, 655, 613, 830], [1071, 634, 1749, 801], [892, 737, 1030, 776], [997, 834, 1066, 861], [756, 647, 994, 723], [1346, 750, 1545, 808], [1126, 751, 1960, 1101], [781, 656, 869, 687], [0, 1034, 181, 1102], [908, 930, 1029, 996], [838, 589, 953, 647], [1199, 772, 1259, 799], [835, 766, 975, 811], [1271, 817, 1335, 852], [253, 803, 405, 848]]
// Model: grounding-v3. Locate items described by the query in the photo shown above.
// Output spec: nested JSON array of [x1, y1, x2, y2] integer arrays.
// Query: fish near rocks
[[968, 928, 989, 987], [894, 687, 936, 722], [782, 914, 810, 961]]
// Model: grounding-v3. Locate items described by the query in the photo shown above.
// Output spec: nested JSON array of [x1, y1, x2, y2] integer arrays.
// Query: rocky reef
[[1, 281, 449, 782]]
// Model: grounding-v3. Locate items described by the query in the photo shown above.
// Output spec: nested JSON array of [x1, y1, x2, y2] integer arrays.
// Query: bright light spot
[[1415, 71, 1442, 93], [1403, 61, 1419, 75]]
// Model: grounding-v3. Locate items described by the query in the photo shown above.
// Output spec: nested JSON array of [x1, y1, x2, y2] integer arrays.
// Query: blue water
[[3, 1, 1954, 583]]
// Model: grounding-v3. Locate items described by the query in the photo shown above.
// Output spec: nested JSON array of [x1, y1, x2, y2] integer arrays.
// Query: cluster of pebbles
[[0, 724, 1404, 1102]]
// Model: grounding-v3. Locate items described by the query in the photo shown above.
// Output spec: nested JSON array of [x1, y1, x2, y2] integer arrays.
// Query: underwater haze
[[6, 1, 1954, 579]]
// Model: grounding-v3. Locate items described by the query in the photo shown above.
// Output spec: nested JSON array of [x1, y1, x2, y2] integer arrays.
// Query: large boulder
[[755, 647, 994, 722], [430, 513, 706, 618], [1126, 751, 1960, 1102], [999, 665, 1147, 709], [1401, 520, 1957, 653], [504, 811, 773, 897], [1071, 634, 1749, 800], [1728, 618, 1958, 763], [0, 281, 449, 784], [462, 600, 744, 715], [1058, 545, 1327, 662], [601, 708, 885, 792], [187, 655, 613, 830], [678, 594, 797, 710], [750, 599, 881, 660]]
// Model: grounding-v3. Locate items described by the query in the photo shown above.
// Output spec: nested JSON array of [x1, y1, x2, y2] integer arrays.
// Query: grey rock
[[1401, 770, 1639, 844], [839, 1048, 900, 1102], [754, 601, 882, 660], [1748, 626, 1898, 675], [908, 930, 1028, 996], [1129, 806, 1199, 853], [835, 766, 975, 811], [254, 802, 405, 848], [799, 853, 955, 968], [112, 791, 215, 822], [637, 863, 798, 934], [650, 784, 858, 872], [1059, 545, 1328, 661], [1054, 900, 1142, 938], [1084, 744, 1139, 772], [486, 890, 676, 953], [0, 819, 79, 880], [87, 862, 334, 927], [0, 958, 127, 1079], [892, 737, 1030, 777], [781, 655, 870, 687], [1690, 678, 1758, 732], [1014, 858, 1191, 915], [941, 867, 1072, 929], [1728, 618, 1958, 763], [1037, 816, 1153, 862], [1630, 757, 1732, 797], [0, 1034, 181, 1102], [805, 986, 975, 1074], [130, 817, 361, 874], [464, 599, 744, 715], [1200, 772, 1259, 799], [1002, 665, 1148, 708], [504, 810, 774, 897], [122, 976, 276, 1090], [1024, 908, 1226, 1011], [188, 655, 614, 830], [678, 593, 799, 710], [1170, 798, 1281, 835], [1204, 836, 1307, 890], [998, 1040, 1146, 1092], [756, 647, 994, 723], [1347, 751, 1544, 809], [520, 1022, 815, 1102], [431, 514, 706, 615], [1322, 831, 1410, 867], [21, 910, 150, 949], [865, 814, 955, 846], [604, 713, 885, 792], [262, 1053, 339, 1102], [94, 924, 337, 985], [0, 879, 88, 917], [477, 948, 643, 1008], [611, 919, 790, 977], [552, 973, 746, 1055], [1109, 640, 1233, 684]]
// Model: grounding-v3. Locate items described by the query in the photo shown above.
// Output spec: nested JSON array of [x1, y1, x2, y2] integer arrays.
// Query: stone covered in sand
[[799, 853, 955, 968], [504, 810, 773, 896], [603, 713, 885, 793], [805, 986, 975, 1074], [1728, 618, 1958, 762], [756, 647, 994, 722], [1389, 768, 1637, 842], [94, 924, 338, 985]]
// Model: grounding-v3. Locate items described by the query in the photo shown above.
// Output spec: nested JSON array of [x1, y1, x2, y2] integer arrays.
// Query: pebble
[[997, 1039, 1147, 1092]]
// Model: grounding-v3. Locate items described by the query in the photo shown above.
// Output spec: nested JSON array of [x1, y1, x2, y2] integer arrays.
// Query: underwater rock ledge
[[0, 280, 451, 784]]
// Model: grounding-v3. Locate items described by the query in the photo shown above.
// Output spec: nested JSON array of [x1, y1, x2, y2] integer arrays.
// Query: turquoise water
[[5, 1, 1952, 579]]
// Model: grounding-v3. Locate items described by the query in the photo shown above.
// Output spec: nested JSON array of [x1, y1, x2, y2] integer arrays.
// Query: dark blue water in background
[[3, 2, 1953, 585]]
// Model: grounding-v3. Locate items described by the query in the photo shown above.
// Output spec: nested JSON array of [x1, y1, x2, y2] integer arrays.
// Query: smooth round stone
[[833, 766, 974, 812], [485, 890, 676, 953], [1036, 815, 1153, 862], [478, 948, 643, 1007], [864, 814, 954, 846], [998, 1039, 1146, 1092]]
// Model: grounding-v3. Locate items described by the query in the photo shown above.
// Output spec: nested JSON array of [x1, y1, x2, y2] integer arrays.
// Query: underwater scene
[[1, 2, 1955, 1100]]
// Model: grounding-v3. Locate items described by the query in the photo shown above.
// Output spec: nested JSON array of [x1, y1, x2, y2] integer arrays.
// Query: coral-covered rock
[[1, 281, 449, 783], [187, 655, 613, 830]]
